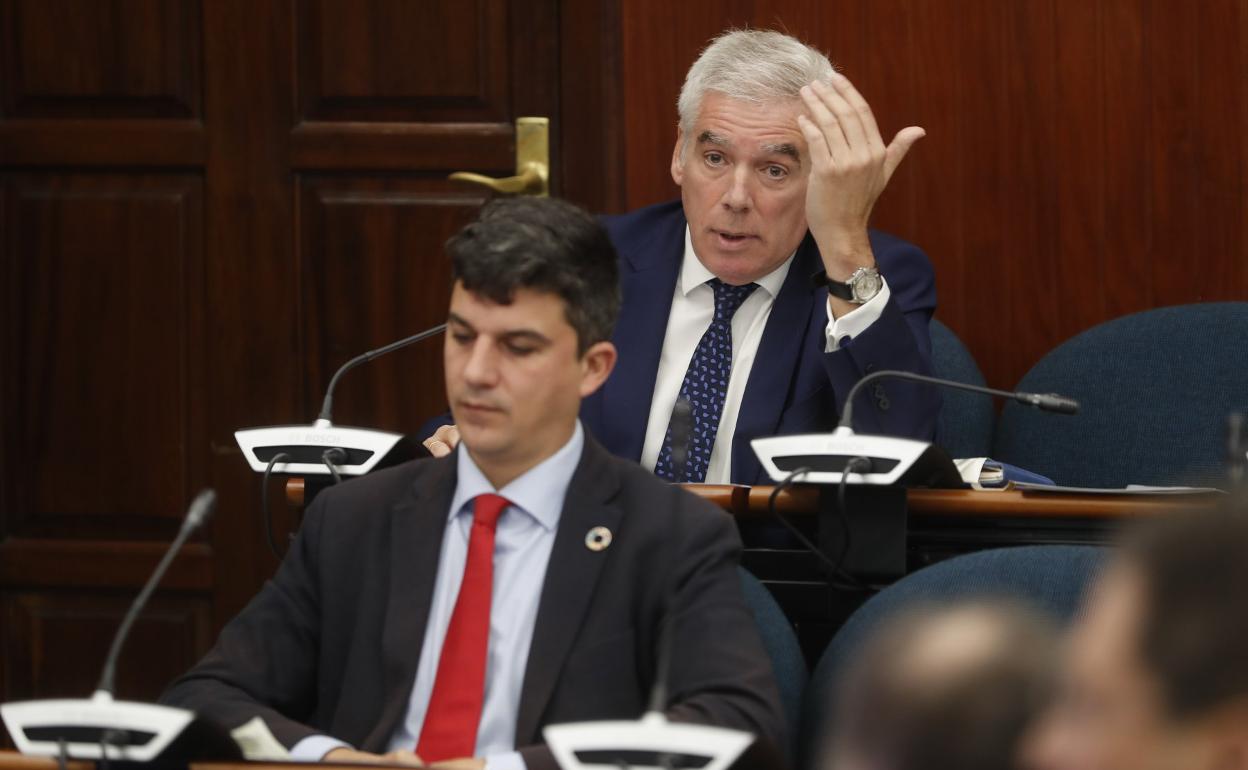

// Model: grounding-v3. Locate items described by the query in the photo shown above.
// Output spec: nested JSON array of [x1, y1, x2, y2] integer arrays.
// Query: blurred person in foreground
[[1024, 506, 1248, 770], [820, 600, 1059, 770]]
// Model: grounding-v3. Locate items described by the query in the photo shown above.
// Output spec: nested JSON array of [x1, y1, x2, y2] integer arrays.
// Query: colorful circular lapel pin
[[585, 526, 612, 551]]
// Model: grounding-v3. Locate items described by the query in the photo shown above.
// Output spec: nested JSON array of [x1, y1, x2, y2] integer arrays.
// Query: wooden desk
[[0, 752, 381, 770], [681, 484, 1215, 520], [288, 477, 1214, 520]]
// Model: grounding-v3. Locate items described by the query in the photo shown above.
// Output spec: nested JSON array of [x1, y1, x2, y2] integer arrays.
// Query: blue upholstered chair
[[798, 545, 1106, 769], [738, 568, 808, 760], [992, 302, 1248, 487], [930, 318, 994, 458]]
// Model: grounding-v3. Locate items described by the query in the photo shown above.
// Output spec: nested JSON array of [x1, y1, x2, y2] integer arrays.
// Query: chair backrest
[[992, 302, 1248, 487], [930, 318, 994, 458], [738, 567, 808, 761], [799, 545, 1106, 769]]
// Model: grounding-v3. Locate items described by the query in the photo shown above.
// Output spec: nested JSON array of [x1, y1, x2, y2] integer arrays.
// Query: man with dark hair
[[1024, 506, 1248, 770], [162, 197, 784, 770], [426, 29, 940, 485], [823, 601, 1059, 770]]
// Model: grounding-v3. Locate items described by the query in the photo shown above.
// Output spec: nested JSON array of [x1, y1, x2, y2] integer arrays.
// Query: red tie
[[417, 493, 510, 762]]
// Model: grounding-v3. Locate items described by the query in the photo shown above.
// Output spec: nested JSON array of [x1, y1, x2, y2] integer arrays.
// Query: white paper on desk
[[231, 716, 291, 761], [1012, 482, 1226, 495]]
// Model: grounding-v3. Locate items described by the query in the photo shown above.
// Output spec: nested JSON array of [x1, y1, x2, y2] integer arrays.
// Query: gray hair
[[677, 29, 837, 139]]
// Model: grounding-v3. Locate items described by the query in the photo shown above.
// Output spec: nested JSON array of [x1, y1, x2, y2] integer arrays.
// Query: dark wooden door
[[0, 0, 621, 722]]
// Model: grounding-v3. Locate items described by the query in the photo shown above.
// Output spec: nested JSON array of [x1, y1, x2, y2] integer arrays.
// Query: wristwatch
[[822, 265, 883, 304]]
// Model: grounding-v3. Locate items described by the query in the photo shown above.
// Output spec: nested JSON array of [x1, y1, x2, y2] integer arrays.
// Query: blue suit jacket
[[580, 200, 940, 485]]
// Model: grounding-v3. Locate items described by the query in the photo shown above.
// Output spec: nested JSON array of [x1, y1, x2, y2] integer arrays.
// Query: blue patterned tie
[[654, 279, 760, 482]]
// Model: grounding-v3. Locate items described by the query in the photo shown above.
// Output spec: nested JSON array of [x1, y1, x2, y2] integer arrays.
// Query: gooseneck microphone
[[2, 490, 240, 762], [234, 323, 447, 477], [838, 369, 1079, 432], [752, 369, 1080, 486], [316, 324, 447, 425], [97, 489, 216, 697]]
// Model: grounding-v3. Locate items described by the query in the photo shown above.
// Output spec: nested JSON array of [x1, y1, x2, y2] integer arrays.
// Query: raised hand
[[797, 73, 924, 279]]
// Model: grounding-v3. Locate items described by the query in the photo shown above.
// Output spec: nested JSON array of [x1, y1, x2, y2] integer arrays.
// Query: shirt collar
[[679, 225, 795, 299], [448, 420, 584, 532]]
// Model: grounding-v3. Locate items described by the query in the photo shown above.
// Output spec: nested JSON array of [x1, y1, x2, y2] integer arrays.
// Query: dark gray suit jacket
[[161, 436, 784, 770]]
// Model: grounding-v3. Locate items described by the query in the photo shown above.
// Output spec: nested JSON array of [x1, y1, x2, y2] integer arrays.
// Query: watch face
[[852, 269, 882, 302]]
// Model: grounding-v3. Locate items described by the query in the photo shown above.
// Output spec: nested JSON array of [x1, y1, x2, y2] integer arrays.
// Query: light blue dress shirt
[[290, 422, 585, 770]]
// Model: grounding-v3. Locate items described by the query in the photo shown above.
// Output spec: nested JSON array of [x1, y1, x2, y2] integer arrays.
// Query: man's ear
[[578, 340, 618, 398], [670, 127, 686, 186]]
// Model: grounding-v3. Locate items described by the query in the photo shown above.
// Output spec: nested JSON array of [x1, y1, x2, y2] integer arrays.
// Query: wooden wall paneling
[[296, 0, 509, 122], [2, 592, 211, 701], [998, 1, 1058, 389], [1101, 0, 1152, 319], [905, 2, 967, 340], [0, 0, 202, 119], [1148, 3, 1200, 304], [558, 0, 626, 213], [1, 173, 205, 542], [298, 178, 485, 435], [1193, 0, 1245, 302], [201, 0, 299, 621]]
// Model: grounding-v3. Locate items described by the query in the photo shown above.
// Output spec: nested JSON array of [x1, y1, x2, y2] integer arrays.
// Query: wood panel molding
[[0, 120, 206, 166], [2, 590, 212, 702], [297, 177, 487, 432], [290, 121, 512, 171], [0, 0, 202, 119], [0, 538, 213, 591], [295, 0, 509, 123], [1, 174, 206, 540]]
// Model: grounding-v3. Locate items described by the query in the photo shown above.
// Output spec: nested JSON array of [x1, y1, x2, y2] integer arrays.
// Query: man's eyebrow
[[761, 142, 801, 162], [697, 130, 729, 147], [499, 329, 552, 346], [447, 312, 552, 345]]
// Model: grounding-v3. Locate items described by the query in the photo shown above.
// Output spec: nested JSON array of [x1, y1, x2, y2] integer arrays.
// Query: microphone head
[[185, 489, 217, 529], [1033, 393, 1080, 415], [1016, 392, 1080, 415]]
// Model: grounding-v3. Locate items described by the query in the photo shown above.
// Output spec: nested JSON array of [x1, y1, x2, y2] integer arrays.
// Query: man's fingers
[[799, 84, 849, 163], [422, 424, 461, 458], [381, 750, 425, 766], [797, 114, 833, 169], [828, 71, 885, 154], [883, 126, 927, 182], [812, 79, 870, 154]]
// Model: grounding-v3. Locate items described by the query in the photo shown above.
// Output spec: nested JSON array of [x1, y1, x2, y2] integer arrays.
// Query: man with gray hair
[[428, 29, 939, 486]]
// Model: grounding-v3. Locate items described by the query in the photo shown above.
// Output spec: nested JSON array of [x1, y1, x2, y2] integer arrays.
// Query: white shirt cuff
[[824, 277, 892, 352], [485, 750, 527, 770], [289, 734, 351, 761]]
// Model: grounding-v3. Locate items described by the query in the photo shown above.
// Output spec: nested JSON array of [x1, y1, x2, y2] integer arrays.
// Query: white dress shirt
[[639, 228, 890, 483], [291, 422, 585, 770]]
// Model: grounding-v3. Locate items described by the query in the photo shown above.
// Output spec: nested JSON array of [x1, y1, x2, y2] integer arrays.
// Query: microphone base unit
[[1, 691, 193, 761], [751, 428, 963, 488], [234, 421, 403, 476], [543, 711, 754, 770]]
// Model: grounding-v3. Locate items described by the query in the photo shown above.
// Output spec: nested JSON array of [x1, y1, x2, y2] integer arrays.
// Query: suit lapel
[[362, 457, 458, 751], [732, 235, 822, 482], [593, 211, 685, 462], [514, 439, 624, 744]]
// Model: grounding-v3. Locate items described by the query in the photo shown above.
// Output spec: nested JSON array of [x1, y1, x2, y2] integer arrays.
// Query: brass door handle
[[449, 117, 549, 197]]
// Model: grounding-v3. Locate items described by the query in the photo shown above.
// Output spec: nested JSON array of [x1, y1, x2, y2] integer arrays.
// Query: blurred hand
[[422, 424, 461, 458], [323, 747, 424, 765], [431, 758, 485, 770]]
